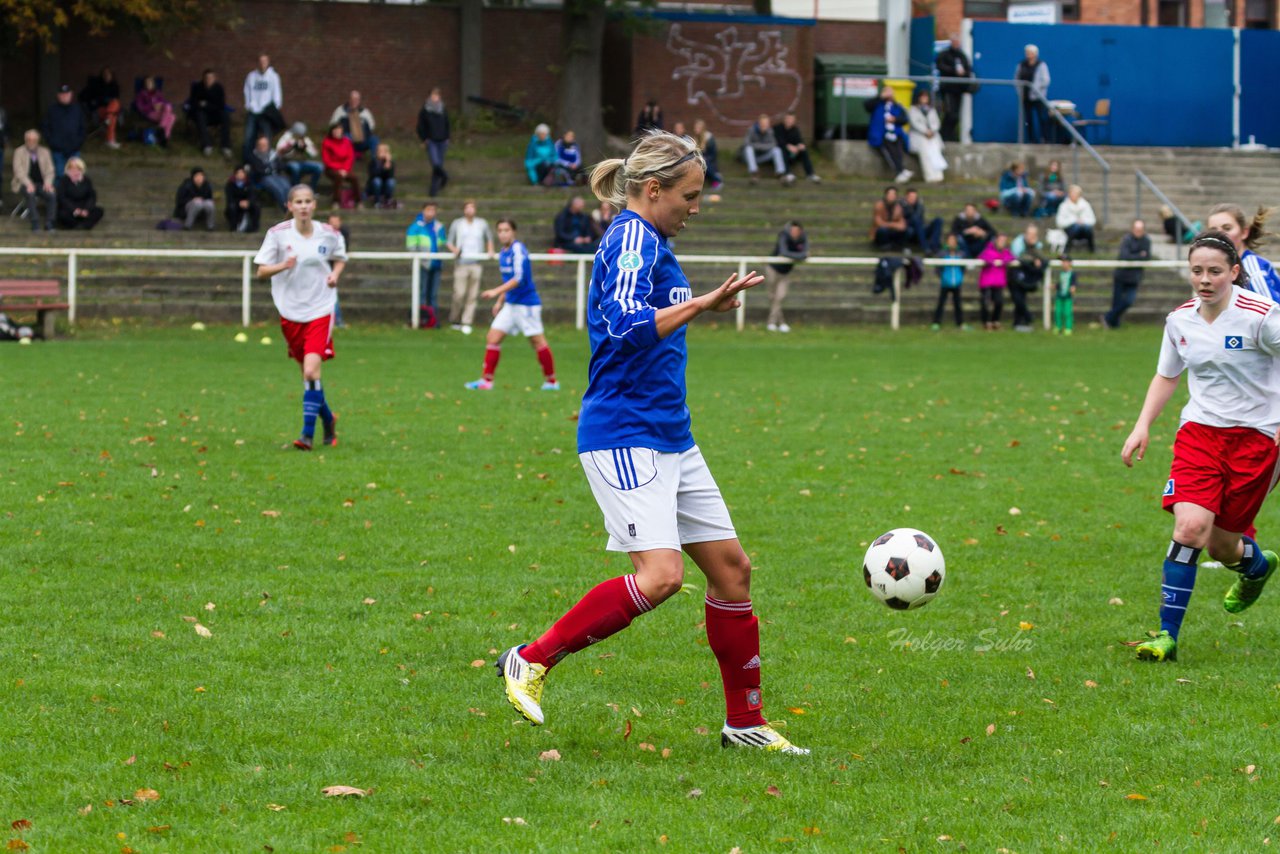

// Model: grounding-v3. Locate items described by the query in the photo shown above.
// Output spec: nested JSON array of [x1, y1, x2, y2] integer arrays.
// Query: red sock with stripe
[[706, 596, 766, 728], [535, 345, 556, 383], [482, 344, 501, 382], [521, 575, 653, 668]]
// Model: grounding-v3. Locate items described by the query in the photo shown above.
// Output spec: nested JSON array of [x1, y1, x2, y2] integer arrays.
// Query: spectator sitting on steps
[[871, 186, 909, 250], [247, 134, 291, 209], [187, 68, 232, 157], [553, 195, 598, 254], [12, 129, 56, 232], [951, 202, 996, 258], [276, 122, 322, 188], [525, 124, 557, 186], [224, 166, 260, 233], [330, 90, 378, 159], [555, 130, 584, 185], [55, 156, 104, 230], [743, 114, 793, 186], [322, 123, 361, 208], [773, 112, 819, 183], [867, 85, 911, 183], [174, 167, 216, 231], [134, 76, 176, 146], [1055, 184, 1096, 253], [79, 67, 121, 150]]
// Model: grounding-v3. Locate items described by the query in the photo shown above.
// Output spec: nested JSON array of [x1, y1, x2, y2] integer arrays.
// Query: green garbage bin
[[815, 54, 888, 140]]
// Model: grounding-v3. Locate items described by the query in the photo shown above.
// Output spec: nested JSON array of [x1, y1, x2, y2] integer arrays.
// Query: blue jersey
[[1242, 250, 1280, 303], [499, 240, 539, 306], [577, 210, 694, 454]]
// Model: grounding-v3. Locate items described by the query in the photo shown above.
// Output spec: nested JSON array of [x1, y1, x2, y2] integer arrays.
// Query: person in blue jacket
[[867, 85, 911, 182]]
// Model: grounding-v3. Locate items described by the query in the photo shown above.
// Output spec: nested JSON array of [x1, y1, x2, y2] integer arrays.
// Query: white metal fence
[[0, 247, 1190, 332]]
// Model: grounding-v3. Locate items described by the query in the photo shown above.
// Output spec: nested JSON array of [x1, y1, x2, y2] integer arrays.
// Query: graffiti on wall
[[666, 24, 803, 127]]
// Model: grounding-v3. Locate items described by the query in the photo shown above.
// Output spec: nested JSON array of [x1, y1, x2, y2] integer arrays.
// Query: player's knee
[[1172, 517, 1211, 548], [641, 560, 685, 602]]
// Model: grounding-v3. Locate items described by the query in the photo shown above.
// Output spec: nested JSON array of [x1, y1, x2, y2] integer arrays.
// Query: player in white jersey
[[253, 184, 347, 450], [1207, 203, 1280, 302], [1121, 231, 1280, 662]]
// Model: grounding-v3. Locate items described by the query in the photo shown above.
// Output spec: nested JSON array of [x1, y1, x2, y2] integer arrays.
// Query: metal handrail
[[1134, 168, 1195, 256]]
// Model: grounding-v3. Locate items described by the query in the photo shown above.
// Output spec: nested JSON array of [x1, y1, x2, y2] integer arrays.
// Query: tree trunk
[[459, 0, 483, 117], [557, 0, 607, 162]]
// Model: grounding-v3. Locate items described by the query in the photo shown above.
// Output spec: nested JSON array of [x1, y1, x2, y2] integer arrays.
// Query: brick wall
[[925, 0, 1265, 29], [615, 18, 815, 140], [813, 19, 886, 54]]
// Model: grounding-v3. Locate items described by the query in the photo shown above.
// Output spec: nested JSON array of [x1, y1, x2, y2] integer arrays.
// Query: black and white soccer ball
[[862, 527, 946, 610]]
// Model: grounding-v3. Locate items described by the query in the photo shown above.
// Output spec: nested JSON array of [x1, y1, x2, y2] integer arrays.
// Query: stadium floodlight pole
[[411, 259, 421, 329], [241, 254, 252, 327]]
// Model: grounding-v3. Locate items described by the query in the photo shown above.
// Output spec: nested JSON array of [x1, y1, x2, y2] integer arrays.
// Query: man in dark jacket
[[187, 69, 232, 157], [935, 35, 974, 141], [901, 187, 943, 255], [1103, 219, 1152, 329], [40, 84, 86, 177], [416, 88, 450, 196], [553, 196, 598, 254], [772, 113, 819, 183], [951, 203, 995, 258], [765, 221, 809, 332]]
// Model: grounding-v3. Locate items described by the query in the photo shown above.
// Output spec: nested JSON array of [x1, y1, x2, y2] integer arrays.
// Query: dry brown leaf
[[9, 821, 30, 832], [765, 785, 781, 798], [639, 742, 656, 752], [787, 706, 806, 715], [146, 825, 171, 834], [266, 804, 287, 812], [502, 817, 527, 826], [7, 841, 30, 851], [1245, 764, 1258, 775], [77, 805, 92, 816], [134, 789, 160, 802], [985, 723, 997, 736], [687, 789, 703, 799], [1085, 680, 1099, 688], [343, 832, 360, 844], [937, 836, 952, 842], [659, 834, 669, 844], [661, 748, 672, 758], [203, 602, 216, 611], [1125, 793, 1148, 801], [194, 686, 206, 693], [362, 598, 376, 606], [321, 786, 368, 798], [124, 755, 136, 765], [469, 660, 485, 668], [1025, 667, 1036, 680], [150, 631, 165, 639], [1018, 621, 1035, 631], [623, 720, 632, 740], [181, 615, 197, 623], [538, 750, 561, 762], [1108, 597, 1124, 605], [261, 510, 281, 518], [193, 624, 212, 638]]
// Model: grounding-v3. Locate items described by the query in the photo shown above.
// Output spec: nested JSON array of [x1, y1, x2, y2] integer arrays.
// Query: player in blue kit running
[[464, 219, 558, 391], [496, 130, 808, 754]]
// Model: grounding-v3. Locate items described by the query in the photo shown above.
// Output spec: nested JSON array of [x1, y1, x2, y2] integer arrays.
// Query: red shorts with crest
[[280, 315, 335, 364], [1162, 422, 1280, 532]]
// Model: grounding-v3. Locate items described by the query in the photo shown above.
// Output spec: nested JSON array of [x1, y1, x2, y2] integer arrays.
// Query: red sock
[[705, 596, 766, 728], [535, 345, 556, 383], [522, 575, 653, 668], [482, 344, 501, 381]]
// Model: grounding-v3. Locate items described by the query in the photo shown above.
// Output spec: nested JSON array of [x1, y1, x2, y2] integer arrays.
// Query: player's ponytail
[[589, 129, 705, 211]]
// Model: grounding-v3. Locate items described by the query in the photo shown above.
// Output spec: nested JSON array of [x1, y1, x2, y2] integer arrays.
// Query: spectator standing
[[1053, 255, 1077, 335], [764, 221, 808, 332], [1055, 185, 1097, 253], [555, 130, 584, 185], [407, 201, 447, 328], [901, 187, 943, 255], [133, 76, 176, 146], [634, 100, 663, 134], [935, 34, 975, 142], [693, 119, 723, 190], [1103, 219, 1152, 329], [187, 68, 232, 157], [174, 167, 216, 231], [867, 85, 911, 182], [1038, 159, 1066, 217], [999, 161, 1036, 218], [908, 90, 946, 183], [416, 87, 450, 197], [446, 199, 495, 334], [871, 186, 908, 250], [931, 232, 968, 330], [773, 113, 820, 183], [41, 85, 85, 177], [524, 124, 557, 185], [11, 130, 56, 232], [225, 166, 260, 232], [1010, 223, 1047, 331], [330, 90, 378, 159], [1015, 44, 1051, 144], [248, 135, 292, 209], [366, 142, 397, 208], [554, 196, 598, 254], [54, 157, 103, 230], [951, 202, 995, 258], [276, 122, 322, 188], [977, 233, 1015, 330], [322, 124, 360, 208], [743, 114, 791, 185], [242, 54, 283, 161], [79, 67, 121, 150]]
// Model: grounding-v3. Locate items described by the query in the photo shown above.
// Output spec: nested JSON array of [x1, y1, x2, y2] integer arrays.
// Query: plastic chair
[[1070, 98, 1111, 145]]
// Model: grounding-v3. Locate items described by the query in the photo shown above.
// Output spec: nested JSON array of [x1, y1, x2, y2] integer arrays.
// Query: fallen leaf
[[203, 602, 216, 611], [146, 825, 171, 833], [1018, 621, 1035, 631], [469, 660, 485, 668], [343, 832, 360, 844], [687, 789, 703, 799], [9, 821, 30, 832], [124, 755, 136, 765], [538, 750, 561, 762], [502, 817, 527, 826], [765, 785, 781, 798], [7, 841, 30, 851], [638, 742, 656, 752], [985, 724, 996, 736], [959, 737, 971, 744], [659, 834, 669, 844], [623, 720, 632, 740], [193, 624, 212, 638], [362, 598, 376, 606], [1125, 793, 1148, 801], [1245, 764, 1258, 775], [261, 510, 281, 518], [1085, 680, 1099, 688], [321, 786, 368, 798], [1025, 667, 1036, 680], [787, 706, 806, 715], [937, 835, 952, 842], [134, 789, 160, 802], [266, 804, 287, 812], [77, 805, 92, 816], [661, 748, 672, 758], [150, 631, 165, 639], [194, 686, 206, 693], [693, 726, 709, 736], [1008, 507, 1022, 516], [1176, 678, 1194, 685], [1108, 597, 1124, 606]]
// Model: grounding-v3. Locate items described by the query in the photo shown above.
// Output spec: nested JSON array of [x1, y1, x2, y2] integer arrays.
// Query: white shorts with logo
[[491, 302, 544, 337], [579, 445, 736, 552]]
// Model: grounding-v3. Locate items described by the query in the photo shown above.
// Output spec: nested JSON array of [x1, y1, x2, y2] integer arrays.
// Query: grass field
[[4, 321, 1280, 852]]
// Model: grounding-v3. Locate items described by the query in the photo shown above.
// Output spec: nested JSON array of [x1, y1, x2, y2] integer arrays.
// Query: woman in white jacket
[[1055, 185, 1096, 253], [908, 90, 947, 183]]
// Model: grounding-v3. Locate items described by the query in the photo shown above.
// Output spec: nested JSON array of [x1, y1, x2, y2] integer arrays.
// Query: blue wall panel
[[969, 22, 1234, 147], [1240, 29, 1280, 147]]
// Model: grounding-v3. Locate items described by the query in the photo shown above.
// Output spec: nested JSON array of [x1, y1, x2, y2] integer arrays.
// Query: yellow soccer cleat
[[720, 723, 810, 755], [497, 644, 547, 725]]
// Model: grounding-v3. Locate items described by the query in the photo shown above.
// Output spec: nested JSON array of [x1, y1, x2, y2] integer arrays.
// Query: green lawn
[[4, 322, 1279, 852]]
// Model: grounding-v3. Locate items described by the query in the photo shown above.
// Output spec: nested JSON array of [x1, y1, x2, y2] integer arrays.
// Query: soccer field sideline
[[4, 324, 1279, 852]]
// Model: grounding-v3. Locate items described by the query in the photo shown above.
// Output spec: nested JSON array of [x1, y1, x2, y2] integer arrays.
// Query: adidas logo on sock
[[742, 654, 761, 670]]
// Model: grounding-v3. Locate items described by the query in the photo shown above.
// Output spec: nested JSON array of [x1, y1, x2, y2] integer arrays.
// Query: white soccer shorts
[[491, 303, 544, 337], [579, 445, 737, 552]]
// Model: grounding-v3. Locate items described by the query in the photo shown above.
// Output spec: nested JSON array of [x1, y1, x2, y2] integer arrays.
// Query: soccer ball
[[862, 528, 946, 610]]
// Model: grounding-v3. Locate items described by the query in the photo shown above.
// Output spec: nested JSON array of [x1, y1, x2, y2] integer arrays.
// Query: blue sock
[[1160, 540, 1201, 640], [1228, 535, 1270, 579], [316, 383, 333, 424], [302, 380, 323, 438]]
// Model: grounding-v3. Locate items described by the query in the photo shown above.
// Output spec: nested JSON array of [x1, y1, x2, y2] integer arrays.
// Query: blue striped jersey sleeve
[[597, 217, 660, 352]]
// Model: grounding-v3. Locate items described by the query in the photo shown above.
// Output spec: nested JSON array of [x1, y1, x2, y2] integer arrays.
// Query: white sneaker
[[721, 723, 809, 755], [106, 140, 122, 150], [460, 324, 473, 335], [895, 169, 914, 183], [766, 323, 779, 332], [809, 174, 822, 183], [778, 323, 791, 333], [780, 173, 796, 186]]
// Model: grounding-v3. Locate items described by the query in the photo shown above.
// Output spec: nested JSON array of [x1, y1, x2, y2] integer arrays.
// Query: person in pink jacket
[[977, 233, 1015, 330], [133, 76, 176, 144]]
